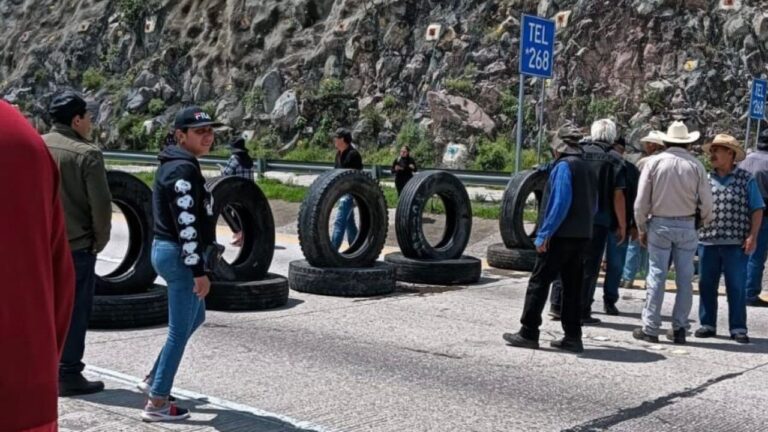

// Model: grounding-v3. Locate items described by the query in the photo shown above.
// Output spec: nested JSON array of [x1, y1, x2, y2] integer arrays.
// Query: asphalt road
[[76, 209, 768, 432]]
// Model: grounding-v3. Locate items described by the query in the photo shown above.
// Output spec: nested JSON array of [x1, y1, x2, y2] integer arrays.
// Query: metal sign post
[[537, 80, 546, 164], [747, 78, 767, 148], [517, 14, 556, 172]]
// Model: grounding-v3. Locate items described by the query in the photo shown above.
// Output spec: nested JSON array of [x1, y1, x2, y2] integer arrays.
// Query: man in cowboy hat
[[504, 125, 598, 354], [620, 130, 666, 288], [738, 131, 768, 307], [633, 121, 713, 344], [695, 135, 763, 344]]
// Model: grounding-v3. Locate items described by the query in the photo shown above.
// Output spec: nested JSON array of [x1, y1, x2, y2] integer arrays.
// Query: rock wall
[[1, 0, 766, 162]]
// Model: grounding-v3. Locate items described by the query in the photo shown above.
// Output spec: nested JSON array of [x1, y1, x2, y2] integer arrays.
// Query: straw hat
[[702, 134, 746, 163], [659, 121, 700, 144]]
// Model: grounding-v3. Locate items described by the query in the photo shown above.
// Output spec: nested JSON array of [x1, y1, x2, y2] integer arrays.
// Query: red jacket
[[0, 101, 75, 431]]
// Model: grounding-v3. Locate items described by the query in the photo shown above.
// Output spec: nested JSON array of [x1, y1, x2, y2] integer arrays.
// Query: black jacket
[[581, 140, 626, 229], [391, 156, 417, 184], [335, 146, 363, 170], [153, 145, 215, 277]]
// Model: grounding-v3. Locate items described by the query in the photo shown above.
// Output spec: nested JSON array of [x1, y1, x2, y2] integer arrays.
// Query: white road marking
[[85, 365, 337, 432]]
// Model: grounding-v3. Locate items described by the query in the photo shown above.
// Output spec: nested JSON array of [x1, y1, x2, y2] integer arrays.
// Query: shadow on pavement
[[683, 337, 768, 354], [578, 346, 666, 363], [207, 298, 305, 314], [78, 388, 318, 432]]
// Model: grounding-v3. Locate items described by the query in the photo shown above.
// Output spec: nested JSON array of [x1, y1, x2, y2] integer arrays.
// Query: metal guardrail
[[103, 150, 514, 187]]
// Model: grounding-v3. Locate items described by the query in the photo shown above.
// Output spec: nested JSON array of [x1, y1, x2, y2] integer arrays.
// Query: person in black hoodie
[[391, 145, 418, 195], [219, 137, 254, 246], [331, 128, 363, 249], [139, 106, 220, 423]]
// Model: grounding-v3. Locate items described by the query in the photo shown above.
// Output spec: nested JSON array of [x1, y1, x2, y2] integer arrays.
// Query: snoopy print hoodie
[[153, 145, 215, 277]]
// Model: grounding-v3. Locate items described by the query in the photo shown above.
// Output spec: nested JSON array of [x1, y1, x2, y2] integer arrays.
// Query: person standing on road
[[1, 101, 76, 432], [601, 137, 640, 316], [550, 119, 626, 325], [331, 128, 363, 249], [43, 91, 112, 397], [695, 135, 763, 344], [738, 132, 768, 307], [391, 145, 418, 195], [504, 125, 598, 354], [140, 107, 219, 422], [633, 121, 713, 344], [620, 131, 666, 288], [219, 137, 254, 246]]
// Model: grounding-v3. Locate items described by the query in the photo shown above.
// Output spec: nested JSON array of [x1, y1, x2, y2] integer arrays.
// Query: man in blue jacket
[[503, 125, 598, 353]]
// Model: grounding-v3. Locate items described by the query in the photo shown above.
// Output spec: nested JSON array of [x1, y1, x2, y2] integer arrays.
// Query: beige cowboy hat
[[640, 130, 666, 148], [659, 121, 700, 144], [702, 134, 746, 162]]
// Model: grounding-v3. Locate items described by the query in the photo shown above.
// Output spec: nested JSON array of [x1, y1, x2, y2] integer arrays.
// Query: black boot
[[604, 302, 619, 316], [59, 373, 105, 397], [550, 337, 584, 353], [666, 328, 686, 345], [503, 332, 540, 349]]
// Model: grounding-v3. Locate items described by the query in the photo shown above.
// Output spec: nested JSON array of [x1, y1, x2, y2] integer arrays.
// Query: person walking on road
[[391, 145, 418, 195], [695, 135, 763, 344], [504, 125, 598, 354], [550, 118, 626, 325], [620, 131, 666, 288], [139, 107, 220, 422], [331, 128, 363, 250], [43, 91, 112, 397], [1, 100, 76, 432], [739, 132, 768, 307], [633, 121, 713, 344]]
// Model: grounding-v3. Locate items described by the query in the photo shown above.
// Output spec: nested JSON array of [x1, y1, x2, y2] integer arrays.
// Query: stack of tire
[[385, 171, 481, 285], [203, 176, 289, 311], [90, 171, 165, 329], [289, 170, 395, 296], [487, 169, 547, 272]]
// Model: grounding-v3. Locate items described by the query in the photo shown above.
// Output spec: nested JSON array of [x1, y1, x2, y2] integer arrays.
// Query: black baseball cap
[[48, 91, 88, 124], [174, 106, 223, 129]]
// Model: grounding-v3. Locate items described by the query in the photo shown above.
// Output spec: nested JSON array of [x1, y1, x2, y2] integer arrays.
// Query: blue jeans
[[148, 239, 206, 398], [603, 231, 629, 305], [745, 218, 768, 301], [698, 244, 748, 335], [622, 240, 648, 282], [60, 249, 97, 376], [642, 217, 698, 336], [331, 195, 358, 250]]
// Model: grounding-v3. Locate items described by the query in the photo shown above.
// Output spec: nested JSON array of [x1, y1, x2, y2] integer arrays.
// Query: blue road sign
[[519, 15, 556, 78], [749, 79, 767, 120]]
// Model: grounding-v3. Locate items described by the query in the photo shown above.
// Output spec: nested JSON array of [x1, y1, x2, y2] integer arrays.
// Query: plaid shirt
[[220, 155, 254, 180]]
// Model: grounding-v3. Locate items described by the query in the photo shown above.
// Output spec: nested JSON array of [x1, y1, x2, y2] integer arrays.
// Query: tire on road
[[384, 252, 481, 285], [486, 243, 537, 272], [96, 171, 156, 295], [298, 170, 388, 268], [206, 274, 289, 311], [206, 176, 275, 281], [499, 170, 547, 250], [289, 260, 395, 297], [396, 171, 472, 260], [89, 286, 168, 329]]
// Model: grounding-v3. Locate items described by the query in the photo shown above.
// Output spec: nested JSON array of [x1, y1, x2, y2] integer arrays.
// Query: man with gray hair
[[504, 125, 598, 353], [550, 118, 626, 325], [633, 121, 713, 344]]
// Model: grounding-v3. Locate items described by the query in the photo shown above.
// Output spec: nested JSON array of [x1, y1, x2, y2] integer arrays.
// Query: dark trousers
[[60, 249, 97, 377], [520, 237, 589, 340], [550, 225, 610, 317]]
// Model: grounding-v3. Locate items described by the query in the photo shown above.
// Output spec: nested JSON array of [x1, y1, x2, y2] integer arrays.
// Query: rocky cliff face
[[1, 0, 766, 165]]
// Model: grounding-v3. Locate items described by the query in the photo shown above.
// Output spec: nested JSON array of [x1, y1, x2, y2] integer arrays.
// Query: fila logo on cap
[[194, 112, 212, 121]]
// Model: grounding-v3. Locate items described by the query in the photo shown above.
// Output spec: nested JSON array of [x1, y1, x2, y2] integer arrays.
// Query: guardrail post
[[370, 165, 381, 181], [255, 158, 266, 179]]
